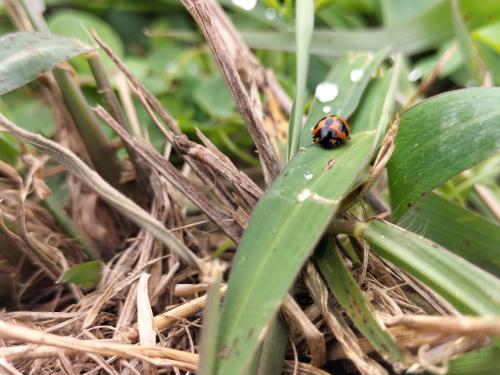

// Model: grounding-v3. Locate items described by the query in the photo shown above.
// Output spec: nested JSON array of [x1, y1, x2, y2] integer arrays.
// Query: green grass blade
[[452, 0, 486, 84], [0, 32, 91, 95], [215, 60, 402, 374], [357, 219, 500, 315], [399, 193, 500, 275], [252, 314, 288, 375], [56, 260, 102, 288], [198, 262, 224, 375], [350, 61, 402, 150], [315, 238, 409, 367], [388, 88, 500, 221], [241, 0, 500, 56], [215, 131, 375, 374], [300, 49, 389, 148], [288, 0, 314, 160], [444, 345, 500, 375]]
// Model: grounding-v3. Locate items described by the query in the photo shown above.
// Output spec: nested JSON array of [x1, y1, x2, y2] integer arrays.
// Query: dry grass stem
[[386, 315, 500, 337], [0, 113, 203, 270], [181, 0, 280, 183], [282, 294, 326, 367], [0, 320, 198, 371], [304, 263, 389, 375], [94, 105, 243, 242]]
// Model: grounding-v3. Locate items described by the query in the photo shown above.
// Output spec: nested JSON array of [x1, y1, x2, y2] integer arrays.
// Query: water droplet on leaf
[[350, 69, 364, 82], [315, 82, 338, 103]]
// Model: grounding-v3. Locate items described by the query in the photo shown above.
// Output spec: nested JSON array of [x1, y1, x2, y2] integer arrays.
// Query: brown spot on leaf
[[325, 159, 337, 171]]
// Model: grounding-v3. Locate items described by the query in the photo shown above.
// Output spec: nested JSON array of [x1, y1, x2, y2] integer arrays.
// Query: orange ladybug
[[312, 114, 351, 148]]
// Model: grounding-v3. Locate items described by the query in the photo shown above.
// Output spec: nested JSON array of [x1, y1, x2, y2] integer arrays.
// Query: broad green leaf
[[0, 32, 91, 95], [357, 219, 500, 315], [216, 131, 375, 375], [388, 88, 500, 221], [193, 75, 235, 118], [57, 260, 103, 288], [48, 9, 123, 72], [8, 97, 55, 136], [47, 10, 123, 56], [315, 238, 409, 366], [242, 0, 500, 56], [288, 0, 314, 159], [399, 193, 500, 275], [300, 49, 389, 148]]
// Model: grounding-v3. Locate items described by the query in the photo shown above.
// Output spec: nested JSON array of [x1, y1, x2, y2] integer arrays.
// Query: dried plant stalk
[[94, 106, 243, 242], [0, 113, 203, 270], [181, 0, 280, 183], [0, 320, 197, 372], [304, 263, 388, 375]]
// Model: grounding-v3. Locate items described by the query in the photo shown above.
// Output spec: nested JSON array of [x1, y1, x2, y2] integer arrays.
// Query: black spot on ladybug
[[325, 118, 333, 126]]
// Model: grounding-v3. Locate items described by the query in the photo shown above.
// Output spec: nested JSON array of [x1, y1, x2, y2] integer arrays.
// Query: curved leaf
[[357, 219, 500, 315], [57, 260, 102, 288], [388, 88, 500, 220], [0, 32, 91, 95], [399, 193, 500, 275], [315, 239, 409, 366], [288, 0, 314, 159], [216, 131, 375, 374], [215, 63, 401, 375]]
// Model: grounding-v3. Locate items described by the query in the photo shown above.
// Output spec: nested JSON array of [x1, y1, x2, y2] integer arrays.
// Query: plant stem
[[21, 1, 123, 188], [327, 218, 358, 235], [87, 51, 147, 185]]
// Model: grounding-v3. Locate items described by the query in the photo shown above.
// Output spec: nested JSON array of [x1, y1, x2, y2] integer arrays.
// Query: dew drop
[[315, 82, 338, 103], [322, 105, 332, 113], [350, 69, 364, 82], [232, 0, 257, 11], [265, 8, 277, 20], [304, 171, 313, 180], [408, 68, 422, 82]]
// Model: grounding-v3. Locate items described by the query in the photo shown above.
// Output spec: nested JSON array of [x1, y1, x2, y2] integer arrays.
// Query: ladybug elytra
[[312, 114, 351, 148]]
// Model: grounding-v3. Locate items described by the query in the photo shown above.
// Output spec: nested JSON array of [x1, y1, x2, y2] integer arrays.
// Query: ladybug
[[312, 115, 351, 148]]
